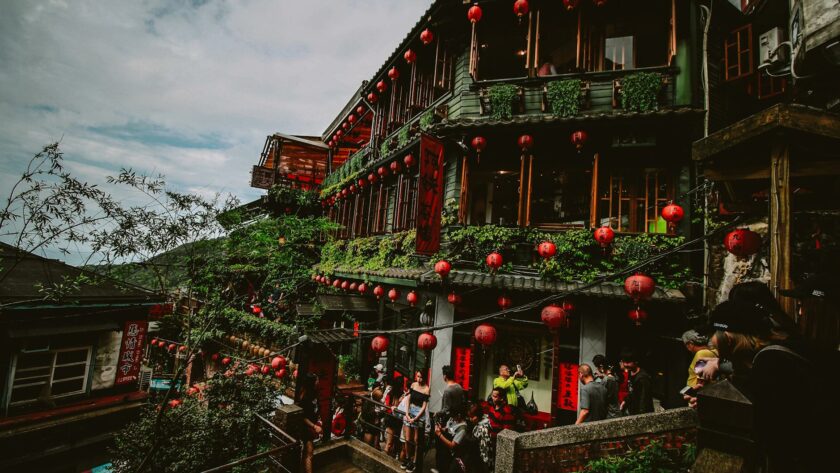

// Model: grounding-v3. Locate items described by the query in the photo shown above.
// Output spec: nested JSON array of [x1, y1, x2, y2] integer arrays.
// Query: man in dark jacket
[[619, 349, 653, 415]]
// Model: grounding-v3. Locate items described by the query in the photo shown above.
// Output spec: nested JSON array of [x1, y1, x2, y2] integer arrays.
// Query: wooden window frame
[[7, 346, 92, 408], [725, 24, 754, 82], [393, 174, 418, 232], [597, 170, 674, 234], [757, 70, 786, 100]]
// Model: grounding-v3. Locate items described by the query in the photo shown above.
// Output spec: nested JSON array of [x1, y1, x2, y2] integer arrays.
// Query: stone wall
[[496, 408, 698, 473]]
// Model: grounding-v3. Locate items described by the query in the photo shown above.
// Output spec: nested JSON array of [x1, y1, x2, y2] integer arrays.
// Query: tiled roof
[[317, 294, 380, 313], [319, 265, 429, 282], [420, 269, 685, 302], [309, 327, 357, 344], [433, 108, 704, 132]]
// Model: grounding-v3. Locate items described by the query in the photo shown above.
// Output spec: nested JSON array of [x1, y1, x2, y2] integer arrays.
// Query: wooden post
[[526, 154, 534, 226], [589, 153, 600, 228], [769, 139, 794, 315], [550, 331, 560, 427], [459, 155, 470, 224], [517, 153, 526, 226]]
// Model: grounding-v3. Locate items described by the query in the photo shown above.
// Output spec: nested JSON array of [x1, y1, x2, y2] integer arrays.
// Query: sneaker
[[400, 460, 408, 470], [405, 461, 415, 473]]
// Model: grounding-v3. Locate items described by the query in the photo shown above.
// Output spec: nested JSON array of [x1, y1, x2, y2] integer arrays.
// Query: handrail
[[200, 445, 294, 473], [199, 413, 300, 473], [473, 65, 679, 89]]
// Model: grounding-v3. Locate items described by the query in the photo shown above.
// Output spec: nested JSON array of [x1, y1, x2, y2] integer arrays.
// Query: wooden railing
[[200, 413, 300, 473]]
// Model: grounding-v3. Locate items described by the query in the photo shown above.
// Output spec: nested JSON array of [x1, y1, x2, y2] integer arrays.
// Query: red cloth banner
[[453, 346, 471, 392], [556, 362, 579, 411], [115, 320, 148, 386], [416, 133, 445, 255]]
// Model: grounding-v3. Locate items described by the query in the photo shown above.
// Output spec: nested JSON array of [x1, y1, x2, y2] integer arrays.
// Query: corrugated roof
[[309, 327, 357, 344], [433, 108, 705, 132], [420, 269, 685, 302]]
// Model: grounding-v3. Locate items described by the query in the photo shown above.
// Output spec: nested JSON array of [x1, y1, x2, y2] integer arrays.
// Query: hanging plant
[[397, 124, 410, 148], [380, 140, 391, 158], [419, 109, 435, 131], [488, 84, 518, 120], [620, 72, 662, 112], [546, 79, 582, 117]]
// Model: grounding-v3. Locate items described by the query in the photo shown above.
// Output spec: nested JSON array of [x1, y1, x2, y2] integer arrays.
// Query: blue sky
[[0, 0, 431, 257]]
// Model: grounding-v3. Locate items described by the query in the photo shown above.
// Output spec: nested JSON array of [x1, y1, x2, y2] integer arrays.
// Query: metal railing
[[200, 413, 300, 473]]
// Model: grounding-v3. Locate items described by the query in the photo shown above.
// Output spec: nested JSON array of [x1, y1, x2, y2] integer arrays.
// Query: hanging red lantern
[[368, 173, 378, 184], [179, 345, 188, 353], [467, 4, 483, 23], [158, 341, 166, 348], [271, 356, 287, 370], [336, 129, 343, 137], [561, 300, 576, 313], [420, 28, 434, 45], [406, 291, 418, 306], [373, 285, 385, 300], [724, 228, 762, 258], [434, 260, 451, 278], [624, 274, 656, 302], [518, 134, 534, 152], [486, 252, 503, 270], [349, 282, 358, 292], [342, 122, 349, 130], [245, 367, 256, 377], [348, 114, 357, 124], [661, 203, 684, 227], [168, 343, 176, 352], [447, 292, 462, 305], [371, 335, 390, 353], [594, 225, 615, 247], [563, 0, 580, 10], [376, 80, 388, 93], [357, 105, 366, 115], [513, 0, 530, 18], [418, 332, 438, 351], [150, 338, 158, 345], [367, 92, 378, 103], [388, 288, 400, 302], [211, 353, 220, 362], [404, 154, 415, 168], [474, 324, 497, 346], [377, 166, 388, 177], [404, 49, 416, 64], [276, 368, 287, 379], [388, 66, 400, 80], [260, 365, 270, 375], [222, 357, 232, 366], [471, 136, 487, 155], [538, 241, 557, 259], [358, 283, 368, 294], [333, 279, 342, 288], [627, 308, 648, 326], [341, 280, 350, 290], [252, 305, 262, 315], [358, 178, 367, 188], [390, 161, 402, 173], [497, 294, 512, 310], [341, 188, 348, 197], [541, 304, 568, 330], [349, 184, 356, 194], [571, 130, 588, 150]]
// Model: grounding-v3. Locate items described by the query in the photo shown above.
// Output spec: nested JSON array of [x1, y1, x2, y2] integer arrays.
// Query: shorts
[[404, 405, 422, 428]]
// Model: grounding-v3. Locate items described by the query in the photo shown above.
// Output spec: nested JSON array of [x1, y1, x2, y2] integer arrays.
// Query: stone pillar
[[495, 430, 518, 473], [579, 311, 607, 368], [429, 294, 455, 413]]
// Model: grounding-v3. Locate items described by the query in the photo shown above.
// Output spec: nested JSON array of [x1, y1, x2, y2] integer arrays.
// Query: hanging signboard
[[453, 346, 472, 392], [556, 362, 579, 411], [115, 320, 148, 386], [416, 133, 445, 255]]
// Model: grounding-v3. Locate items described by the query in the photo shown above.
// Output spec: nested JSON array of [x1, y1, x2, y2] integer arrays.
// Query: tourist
[[401, 370, 429, 473], [619, 349, 653, 415], [434, 405, 484, 473], [368, 363, 386, 390], [493, 364, 528, 408], [681, 329, 718, 389], [296, 373, 321, 473], [361, 387, 383, 448], [467, 403, 494, 472], [381, 378, 404, 457], [537, 55, 557, 76], [486, 387, 515, 438], [592, 354, 621, 418], [576, 364, 607, 424], [436, 365, 465, 473]]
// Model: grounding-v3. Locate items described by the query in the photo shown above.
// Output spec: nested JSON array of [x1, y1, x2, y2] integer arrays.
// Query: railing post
[[274, 404, 304, 473]]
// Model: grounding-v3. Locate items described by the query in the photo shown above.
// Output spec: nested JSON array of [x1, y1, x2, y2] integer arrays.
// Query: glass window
[[581, 0, 670, 72], [725, 24, 753, 81], [477, 3, 530, 80], [9, 347, 92, 407], [597, 169, 673, 233]]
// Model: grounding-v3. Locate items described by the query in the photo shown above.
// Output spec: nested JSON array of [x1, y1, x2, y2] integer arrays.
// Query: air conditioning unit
[[139, 367, 153, 391], [759, 27, 787, 67]]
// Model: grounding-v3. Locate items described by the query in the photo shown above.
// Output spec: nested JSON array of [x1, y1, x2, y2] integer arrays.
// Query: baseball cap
[[779, 274, 838, 300], [374, 363, 384, 372], [708, 299, 772, 335]]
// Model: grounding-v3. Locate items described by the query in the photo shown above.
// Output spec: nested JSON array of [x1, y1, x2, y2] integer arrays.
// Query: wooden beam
[[769, 139, 795, 316], [589, 153, 600, 228]]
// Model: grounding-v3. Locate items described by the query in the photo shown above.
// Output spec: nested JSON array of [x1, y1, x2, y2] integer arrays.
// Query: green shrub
[[583, 441, 695, 473], [488, 84, 518, 120], [620, 72, 662, 112], [546, 79, 582, 117]]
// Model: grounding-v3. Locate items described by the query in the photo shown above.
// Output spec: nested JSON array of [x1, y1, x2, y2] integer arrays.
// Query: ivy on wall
[[546, 79, 582, 117], [488, 84, 518, 120], [620, 72, 662, 112], [317, 230, 420, 274]]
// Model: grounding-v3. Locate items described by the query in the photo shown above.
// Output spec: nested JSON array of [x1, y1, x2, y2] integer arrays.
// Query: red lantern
[[371, 335, 389, 353], [368, 173, 378, 184], [158, 341, 165, 348], [624, 274, 656, 302], [420, 28, 434, 45], [261, 365, 271, 375], [187, 386, 199, 396], [418, 332, 438, 351], [561, 300, 575, 313], [434, 260, 451, 278], [538, 241, 557, 259], [271, 356, 286, 370], [349, 282, 358, 292], [390, 161, 402, 173], [518, 134, 534, 152], [376, 80, 388, 93], [497, 294, 512, 310], [467, 4, 483, 23], [168, 399, 182, 408], [388, 288, 400, 302], [342, 122, 349, 130], [541, 304, 568, 330], [661, 203, 684, 225], [404, 49, 416, 64], [245, 367, 256, 377], [404, 154, 415, 168], [406, 291, 418, 306], [373, 285, 385, 300], [471, 136, 487, 154], [341, 280, 350, 290], [150, 338, 158, 345], [474, 324, 497, 346], [358, 283, 368, 294], [358, 178, 367, 188], [333, 279, 342, 288], [349, 184, 356, 194], [563, 0, 580, 10], [336, 129, 343, 137], [168, 343, 176, 352], [367, 92, 378, 103], [222, 357, 232, 366], [211, 353, 220, 362], [377, 166, 388, 177], [447, 292, 462, 305], [594, 226, 615, 247], [571, 130, 588, 150], [252, 305, 262, 315], [485, 252, 503, 270], [513, 0, 529, 18], [388, 67, 400, 80], [628, 308, 648, 326], [179, 345, 187, 353], [348, 114, 357, 124], [276, 368, 287, 379], [724, 228, 762, 258], [341, 188, 348, 197]]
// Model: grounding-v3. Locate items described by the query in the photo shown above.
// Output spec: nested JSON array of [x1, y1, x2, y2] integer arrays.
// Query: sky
[[0, 0, 432, 242]]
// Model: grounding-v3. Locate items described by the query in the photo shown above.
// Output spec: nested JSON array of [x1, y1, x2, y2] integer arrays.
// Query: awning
[[316, 294, 380, 313]]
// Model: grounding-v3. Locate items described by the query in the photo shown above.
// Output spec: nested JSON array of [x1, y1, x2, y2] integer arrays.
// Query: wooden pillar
[[518, 153, 527, 226], [459, 155, 470, 224], [550, 331, 560, 427], [769, 139, 794, 315], [589, 153, 600, 228]]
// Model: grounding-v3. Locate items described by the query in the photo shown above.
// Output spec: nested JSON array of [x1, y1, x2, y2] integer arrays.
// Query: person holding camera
[[492, 364, 528, 408]]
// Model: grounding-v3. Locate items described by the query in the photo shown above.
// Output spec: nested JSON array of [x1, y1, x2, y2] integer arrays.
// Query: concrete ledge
[[314, 437, 402, 473]]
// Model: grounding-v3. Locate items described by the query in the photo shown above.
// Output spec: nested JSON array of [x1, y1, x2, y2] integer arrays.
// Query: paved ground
[[316, 459, 367, 472]]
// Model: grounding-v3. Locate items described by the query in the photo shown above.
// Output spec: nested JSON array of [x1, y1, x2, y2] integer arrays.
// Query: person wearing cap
[[618, 349, 653, 415], [681, 330, 718, 388], [687, 297, 830, 472]]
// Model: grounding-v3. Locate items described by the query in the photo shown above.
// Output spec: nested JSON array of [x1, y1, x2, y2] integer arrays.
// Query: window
[[725, 24, 753, 81], [370, 184, 392, 235], [534, 3, 578, 75], [530, 164, 590, 228], [476, 2, 530, 80], [8, 347, 92, 407], [757, 70, 785, 99], [597, 169, 673, 233], [353, 193, 369, 237], [393, 174, 418, 231]]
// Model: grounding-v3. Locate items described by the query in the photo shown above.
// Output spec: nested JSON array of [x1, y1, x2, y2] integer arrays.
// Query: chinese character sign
[[556, 362, 579, 411], [115, 320, 148, 386], [453, 346, 471, 392], [416, 133, 445, 255]]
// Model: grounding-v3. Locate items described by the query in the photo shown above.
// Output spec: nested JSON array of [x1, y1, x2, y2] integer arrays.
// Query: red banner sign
[[556, 362, 579, 411], [453, 346, 472, 392], [115, 320, 148, 386], [416, 133, 445, 255]]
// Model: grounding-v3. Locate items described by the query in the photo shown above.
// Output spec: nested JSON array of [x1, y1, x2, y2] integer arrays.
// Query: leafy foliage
[[546, 79, 582, 117], [488, 84, 518, 120], [266, 186, 319, 215], [317, 230, 420, 274], [620, 72, 662, 112], [583, 441, 695, 473], [419, 109, 435, 131]]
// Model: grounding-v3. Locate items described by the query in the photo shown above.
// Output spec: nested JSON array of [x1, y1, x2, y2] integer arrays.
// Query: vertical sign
[[416, 133, 445, 255], [556, 362, 579, 411], [115, 320, 148, 386], [453, 346, 471, 392]]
